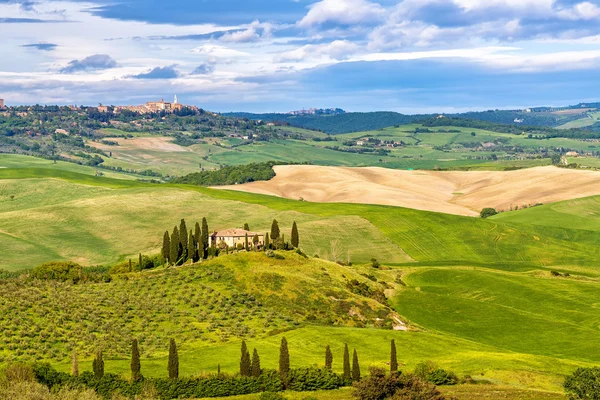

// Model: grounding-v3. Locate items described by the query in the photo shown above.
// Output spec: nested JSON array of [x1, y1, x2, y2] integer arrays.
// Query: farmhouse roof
[[212, 229, 263, 238]]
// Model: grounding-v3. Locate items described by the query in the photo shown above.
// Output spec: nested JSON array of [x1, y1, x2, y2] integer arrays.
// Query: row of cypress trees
[[238, 338, 399, 382], [88, 338, 399, 383], [161, 218, 210, 266], [90, 338, 180, 381]]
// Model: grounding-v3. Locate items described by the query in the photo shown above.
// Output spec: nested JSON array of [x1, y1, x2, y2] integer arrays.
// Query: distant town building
[[0, 98, 5, 109], [97, 95, 195, 115]]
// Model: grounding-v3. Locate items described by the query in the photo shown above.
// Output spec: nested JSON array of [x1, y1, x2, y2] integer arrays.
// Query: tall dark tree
[[188, 230, 195, 263], [343, 344, 351, 380], [271, 219, 280, 241], [201, 217, 209, 259], [245, 233, 249, 251], [179, 219, 188, 262], [194, 221, 201, 242], [244, 223, 250, 231], [131, 339, 141, 382], [194, 222, 201, 261], [251, 348, 261, 377], [92, 349, 104, 378], [325, 345, 333, 370], [352, 349, 361, 381], [128, 259, 132, 272], [240, 340, 251, 377], [138, 253, 142, 270], [162, 230, 170, 263], [279, 337, 290, 381], [265, 233, 270, 250], [253, 234, 259, 250], [168, 338, 179, 379], [291, 221, 299, 248], [390, 339, 398, 374], [170, 226, 180, 265]]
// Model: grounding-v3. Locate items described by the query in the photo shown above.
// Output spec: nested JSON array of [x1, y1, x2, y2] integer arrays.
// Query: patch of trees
[[172, 162, 278, 186], [564, 367, 600, 399], [30, 261, 111, 283]]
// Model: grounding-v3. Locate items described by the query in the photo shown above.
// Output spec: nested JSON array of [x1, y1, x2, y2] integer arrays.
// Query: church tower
[[174, 94, 178, 104]]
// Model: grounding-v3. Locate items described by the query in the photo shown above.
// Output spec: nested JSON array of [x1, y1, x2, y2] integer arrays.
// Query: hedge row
[[33, 364, 348, 399]]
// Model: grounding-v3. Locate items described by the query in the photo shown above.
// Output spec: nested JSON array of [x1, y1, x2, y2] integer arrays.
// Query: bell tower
[[173, 94, 178, 104]]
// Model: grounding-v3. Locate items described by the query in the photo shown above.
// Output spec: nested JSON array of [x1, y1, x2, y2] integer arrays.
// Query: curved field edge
[[1, 167, 600, 270]]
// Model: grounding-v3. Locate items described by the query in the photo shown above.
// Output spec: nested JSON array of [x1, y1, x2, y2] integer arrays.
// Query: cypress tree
[[251, 348, 261, 377], [343, 344, 351, 380], [170, 226, 180, 265], [194, 222, 201, 243], [390, 339, 398, 374], [245, 233, 249, 251], [279, 337, 290, 381], [180, 219, 188, 262], [201, 217, 209, 259], [129, 259, 132, 272], [131, 339, 141, 382], [325, 345, 333, 370], [188, 230, 195, 263], [92, 349, 104, 378], [162, 230, 170, 263], [168, 338, 179, 379], [253, 234, 259, 251], [194, 222, 201, 261], [265, 233, 270, 250], [138, 253, 142, 270], [291, 221, 299, 248], [352, 349, 360, 381], [271, 219, 280, 241], [244, 223, 250, 231], [71, 351, 79, 377], [240, 340, 251, 376]]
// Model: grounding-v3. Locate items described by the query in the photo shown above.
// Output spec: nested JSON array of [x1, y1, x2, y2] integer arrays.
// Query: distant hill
[[225, 111, 424, 134], [226, 109, 584, 134]]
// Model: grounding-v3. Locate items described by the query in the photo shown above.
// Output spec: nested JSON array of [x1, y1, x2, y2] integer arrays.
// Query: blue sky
[[1, 0, 600, 112]]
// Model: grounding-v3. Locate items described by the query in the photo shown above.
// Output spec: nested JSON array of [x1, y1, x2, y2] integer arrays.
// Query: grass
[[30, 121, 598, 177], [3, 161, 600, 397], [493, 195, 600, 232], [2, 165, 600, 270]]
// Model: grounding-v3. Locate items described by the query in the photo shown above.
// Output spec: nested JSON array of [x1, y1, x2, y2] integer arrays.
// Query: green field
[[3, 157, 600, 398], [72, 123, 600, 178]]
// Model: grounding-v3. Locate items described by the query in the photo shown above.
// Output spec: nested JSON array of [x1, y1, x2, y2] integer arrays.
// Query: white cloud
[[275, 40, 360, 62], [220, 28, 261, 43], [189, 45, 250, 58], [298, 0, 385, 27]]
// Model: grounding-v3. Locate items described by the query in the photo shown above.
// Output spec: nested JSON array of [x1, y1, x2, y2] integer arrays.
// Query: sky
[[2, 0, 600, 113]]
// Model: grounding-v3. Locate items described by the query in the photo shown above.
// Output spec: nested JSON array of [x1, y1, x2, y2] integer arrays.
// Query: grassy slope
[[3, 162, 600, 396], [2, 167, 600, 270], [493, 195, 600, 233]]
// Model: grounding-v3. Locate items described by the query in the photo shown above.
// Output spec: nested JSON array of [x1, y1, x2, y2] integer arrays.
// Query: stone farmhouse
[[211, 229, 265, 249]]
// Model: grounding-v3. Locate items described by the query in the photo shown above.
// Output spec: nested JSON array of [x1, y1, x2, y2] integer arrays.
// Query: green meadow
[[3, 155, 600, 398], [79, 123, 600, 177]]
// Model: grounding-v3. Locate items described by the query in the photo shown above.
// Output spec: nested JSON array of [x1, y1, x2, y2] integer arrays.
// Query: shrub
[[258, 392, 287, 400], [564, 367, 600, 399], [480, 208, 498, 218], [31, 262, 83, 282], [353, 368, 451, 400], [371, 259, 380, 268], [3, 363, 35, 383], [287, 368, 346, 391], [391, 375, 450, 400], [413, 361, 457, 386]]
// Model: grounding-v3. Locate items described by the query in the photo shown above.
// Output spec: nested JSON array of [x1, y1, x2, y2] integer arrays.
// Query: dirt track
[[216, 165, 600, 216]]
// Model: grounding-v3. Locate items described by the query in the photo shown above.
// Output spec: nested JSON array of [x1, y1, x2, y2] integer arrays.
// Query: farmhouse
[[211, 229, 264, 249]]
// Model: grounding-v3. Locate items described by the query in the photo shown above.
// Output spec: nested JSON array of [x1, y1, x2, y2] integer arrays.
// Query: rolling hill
[[216, 165, 600, 217]]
